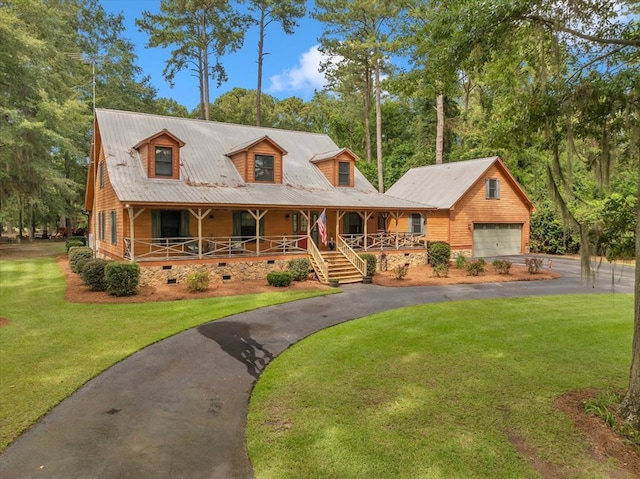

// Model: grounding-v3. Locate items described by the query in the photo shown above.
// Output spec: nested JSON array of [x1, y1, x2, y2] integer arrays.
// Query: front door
[[292, 212, 320, 249], [292, 212, 308, 249]]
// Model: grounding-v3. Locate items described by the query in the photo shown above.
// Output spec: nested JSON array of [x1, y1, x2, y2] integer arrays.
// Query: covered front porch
[[123, 206, 429, 262]]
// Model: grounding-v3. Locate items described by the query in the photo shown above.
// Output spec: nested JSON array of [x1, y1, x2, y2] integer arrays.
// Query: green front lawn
[[248, 294, 634, 479], [0, 254, 333, 451]]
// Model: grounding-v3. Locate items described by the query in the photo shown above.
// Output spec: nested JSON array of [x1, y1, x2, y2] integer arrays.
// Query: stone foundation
[[139, 258, 291, 287], [376, 251, 428, 272]]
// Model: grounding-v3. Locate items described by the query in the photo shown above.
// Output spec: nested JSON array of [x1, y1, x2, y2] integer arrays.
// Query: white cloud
[[268, 45, 328, 95]]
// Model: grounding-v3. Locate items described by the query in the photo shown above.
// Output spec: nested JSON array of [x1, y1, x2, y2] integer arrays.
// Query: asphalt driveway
[[0, 256, 635, 479]]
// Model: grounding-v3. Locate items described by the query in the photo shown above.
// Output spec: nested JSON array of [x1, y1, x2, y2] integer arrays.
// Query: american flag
[[317, 209, 327, 246]]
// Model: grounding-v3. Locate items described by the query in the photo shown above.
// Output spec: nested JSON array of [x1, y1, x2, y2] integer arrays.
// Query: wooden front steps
[[311, 251, 364, 284]]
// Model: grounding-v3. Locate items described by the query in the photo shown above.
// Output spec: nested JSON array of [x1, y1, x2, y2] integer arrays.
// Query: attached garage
[[473, 223, 523, 257]]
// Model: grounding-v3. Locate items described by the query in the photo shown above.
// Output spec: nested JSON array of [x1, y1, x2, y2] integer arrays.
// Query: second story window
[[255, 154, 274, 182], [486, 178, 500, 199], [155, 146, 173, 176], [338, 161, 350, 186]]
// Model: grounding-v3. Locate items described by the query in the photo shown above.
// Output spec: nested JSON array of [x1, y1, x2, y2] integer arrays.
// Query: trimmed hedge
[[359, 253, 377, 276], [428, 242, 451, 267], [104, 261, 140, 297], [69, 247, 93, 274], [267, 271, 292, 287], [287, 258, 311, 281], [65, 237, 86, 252], [80, 258, 112, 291]]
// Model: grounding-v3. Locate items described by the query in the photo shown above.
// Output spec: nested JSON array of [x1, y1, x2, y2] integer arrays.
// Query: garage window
[[486, 178, 500, 199]]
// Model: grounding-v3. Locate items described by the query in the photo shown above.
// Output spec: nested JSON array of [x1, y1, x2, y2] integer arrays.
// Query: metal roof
[[96, 109, 430, 210], [385, 157, 502, 209]]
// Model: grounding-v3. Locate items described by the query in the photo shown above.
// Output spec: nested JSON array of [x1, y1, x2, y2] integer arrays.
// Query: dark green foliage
[[267, 271, 292, 287], [80, 258, 111, 291], [466, 258, 486, 276], [530, 207, 579, 255], [524, 258, 544, 274], [69, 247, 93, 274], [454, 254, 467, 269], [287, 258, 311, 281], [104, 262, 140, 297], [65, 238, 86, 252], [492, 259, 512, 275], [359, 253, 377, 276], [428, 242, 451, 267], [187, 271, 210, 292], [596, 193, 637, 261]]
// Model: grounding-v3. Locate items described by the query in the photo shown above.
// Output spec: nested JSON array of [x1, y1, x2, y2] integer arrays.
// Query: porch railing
[[337, 236, 367, 276], [124, 232, 427, 261], [307, 238, 328, 283]]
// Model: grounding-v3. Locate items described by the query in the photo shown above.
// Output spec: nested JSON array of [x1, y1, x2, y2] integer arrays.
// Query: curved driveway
[[0, 257, 635, 479]]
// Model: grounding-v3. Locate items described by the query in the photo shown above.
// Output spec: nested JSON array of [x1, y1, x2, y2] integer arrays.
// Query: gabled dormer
[[226, 136, 287, 184], [310, 148, 358, 187], [134, 129, 185, 180]]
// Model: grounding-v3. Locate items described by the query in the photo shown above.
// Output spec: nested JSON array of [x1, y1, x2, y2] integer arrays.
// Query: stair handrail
[[307, 239, 329, 283], [337, 236, 367, 276]]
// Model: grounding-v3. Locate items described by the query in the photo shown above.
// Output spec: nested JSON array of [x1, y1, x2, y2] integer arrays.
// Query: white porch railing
[[337, 236, 367, 276]]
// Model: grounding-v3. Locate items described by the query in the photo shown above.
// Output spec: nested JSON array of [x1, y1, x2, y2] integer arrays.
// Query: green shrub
[[454, 254, 467, 269], [524, 257, 544, 274], [287, 258, 311, 281], [187, 271, 210, 292], [394, 264, 409, 280], [428, 242, 451, 267], [492, 259, 512, 275], [69, 247, 93, 274], [359, 253, 377, 276], [65, 237, 86, 252], [433, 263, 449, 278], [80, 258, 111, 291], [104, 261, 140, 296], [466, 258, 486, 276], [267, 271, 292, 287]]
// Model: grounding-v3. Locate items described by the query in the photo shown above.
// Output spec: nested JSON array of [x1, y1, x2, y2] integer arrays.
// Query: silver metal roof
[[385, 157, 501, 209], [96, 109, 430, 210]]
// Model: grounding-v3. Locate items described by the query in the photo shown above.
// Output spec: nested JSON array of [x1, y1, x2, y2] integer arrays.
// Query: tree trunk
[[256, 8, 266, 127], [201, 12, 210, 121], [364, 69, 372, 163], [374, 64, 384, 193], [621, 154, 640, 428], [436, 94, 444, 165]]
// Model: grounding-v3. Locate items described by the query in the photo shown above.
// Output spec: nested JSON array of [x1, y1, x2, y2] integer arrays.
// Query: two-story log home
[[85, 109, 433, 285]]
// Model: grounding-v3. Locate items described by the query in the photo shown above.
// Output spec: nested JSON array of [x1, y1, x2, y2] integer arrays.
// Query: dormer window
[[134, 129, 185, 180], [255, 154, 274, 182], [338, 161, 350, 186], [155, 146, 174, 176]]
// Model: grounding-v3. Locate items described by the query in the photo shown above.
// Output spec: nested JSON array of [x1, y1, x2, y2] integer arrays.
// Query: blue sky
[[100, 0, 328, 110]]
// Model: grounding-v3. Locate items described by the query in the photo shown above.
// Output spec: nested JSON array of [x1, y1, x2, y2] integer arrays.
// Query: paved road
[[0, 256, 635, 479]]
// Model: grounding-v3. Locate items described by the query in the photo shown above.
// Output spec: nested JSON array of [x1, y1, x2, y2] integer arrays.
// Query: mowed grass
[[248, 294, 634, 479], [0, 253, 333, 450]]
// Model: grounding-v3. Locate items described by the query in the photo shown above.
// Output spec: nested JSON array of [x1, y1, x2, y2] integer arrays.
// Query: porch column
[[189, 208, 211, 259], [358, 211, 373, 251], [248, 209, 267, 256], [126, 206, 144, 261], [391, 212, 402, 249]]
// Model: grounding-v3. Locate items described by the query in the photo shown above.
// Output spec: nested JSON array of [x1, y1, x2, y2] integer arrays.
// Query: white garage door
[[473, 223, 522, 257]]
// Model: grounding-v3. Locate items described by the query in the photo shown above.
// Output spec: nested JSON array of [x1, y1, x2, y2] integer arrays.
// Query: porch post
[[126, 206, 145, 261], [359, 211, 373, 251], [391, 212, 402, 249], [189, 208, 211, 259], [248, 209, 268, 256]]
